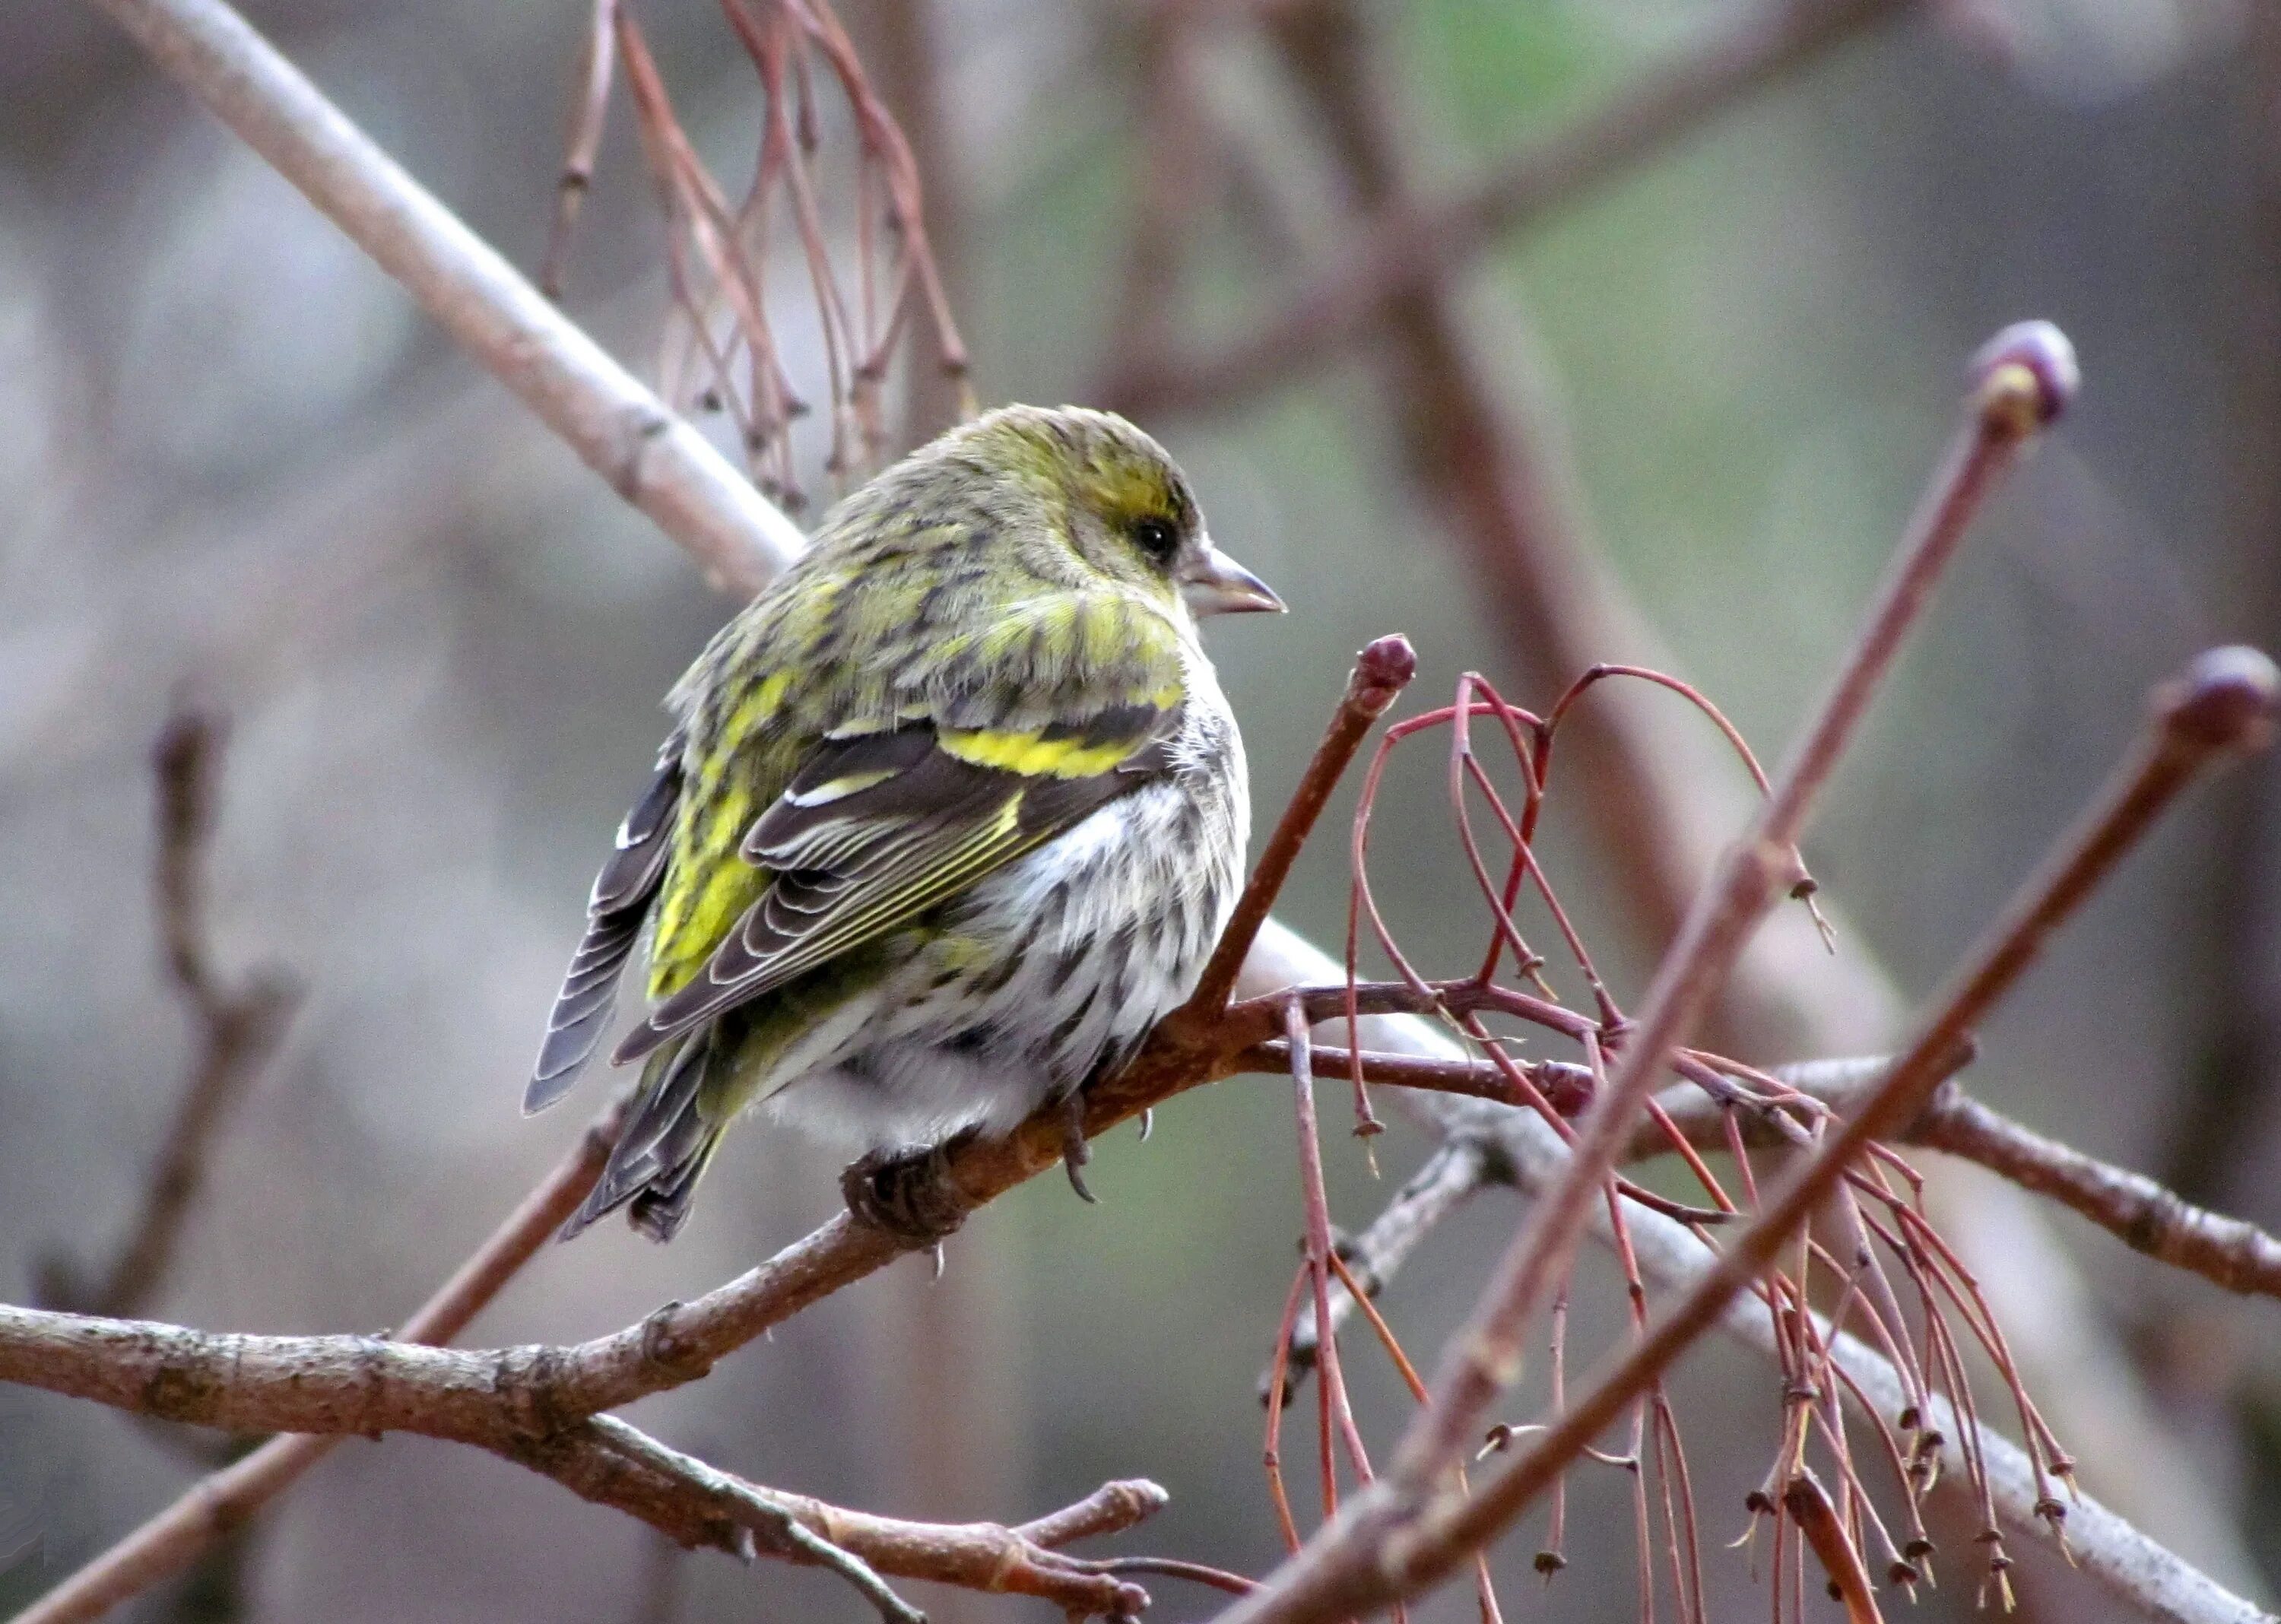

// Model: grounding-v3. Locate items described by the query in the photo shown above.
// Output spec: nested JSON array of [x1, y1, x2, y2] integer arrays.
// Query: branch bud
[[1969, 320, 2077, 440], [2156, 645, 2280, 755], [1349, 635, 1419, 719]]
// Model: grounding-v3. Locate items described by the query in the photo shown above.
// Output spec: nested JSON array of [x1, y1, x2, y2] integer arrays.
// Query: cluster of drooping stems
[[1213, 323, 2277, 1624], [543, 0, 971, 508]]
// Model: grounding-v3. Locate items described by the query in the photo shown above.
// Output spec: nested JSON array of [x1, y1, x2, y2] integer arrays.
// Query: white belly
[[757, 772, 1242, 1154]]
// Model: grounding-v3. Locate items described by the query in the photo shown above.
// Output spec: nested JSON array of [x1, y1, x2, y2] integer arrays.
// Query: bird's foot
[[840, 1140, 969, 1245], [1060, 1090, 1097, 1204]]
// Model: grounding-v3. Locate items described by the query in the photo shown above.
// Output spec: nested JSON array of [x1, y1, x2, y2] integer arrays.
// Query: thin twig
[[1361, 322, 2073, 1520], [1182, 635, 1416, 1021], [539, 0, 619, 300], [586, 1416, 925, 1624], [503, 1413, 1169, 1619], [1784, 1467, 1883, 1624], [1341, 646, 2278, 1617], [1015, 1480, 1172, 1549], [1652, 1063, 2281, 1302], [1276, 1139, 1492, 1385], [1232, 919, 2273, 1624]]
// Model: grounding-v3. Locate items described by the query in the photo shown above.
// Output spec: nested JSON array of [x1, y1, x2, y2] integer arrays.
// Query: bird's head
[[963, 404, 1285, 619]]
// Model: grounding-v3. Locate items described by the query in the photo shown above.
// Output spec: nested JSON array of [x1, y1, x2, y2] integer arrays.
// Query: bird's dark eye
[[1132, 517, 1180, 565]]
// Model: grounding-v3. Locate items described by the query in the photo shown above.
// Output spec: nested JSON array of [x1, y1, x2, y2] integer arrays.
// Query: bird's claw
[[1061, 1091, 1097, 1204], [840, 1140, 969, 1245]]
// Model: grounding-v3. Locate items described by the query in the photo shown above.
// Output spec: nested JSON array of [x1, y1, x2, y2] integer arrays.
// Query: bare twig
[[79, 0, 804, 594], [40, 706, 295, 1323], [1927, 1091, 2281, 1297], [539, 0, 618, 301], [1278, 1140, 1493, 1384], [1182, 635, 1417, 1020], [455, 1407, 1170, 1619], [1230, 923, 2276, 1624], [1784, 1467, 1885, 1624], [585, 1416, 926, 1624], [1016, 1480, 1172, 1549], [1356, 322, 2071, 1521]]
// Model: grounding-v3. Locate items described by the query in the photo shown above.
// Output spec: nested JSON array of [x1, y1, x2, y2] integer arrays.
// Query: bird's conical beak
[[1179, 541, 1286, 616]]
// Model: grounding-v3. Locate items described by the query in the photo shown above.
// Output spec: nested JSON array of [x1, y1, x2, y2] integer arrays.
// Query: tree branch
[[1216, 645, 2278, 1624], [11, 1099, 627, 1624], [577, 1415, 1165, 1622], [1332, 319, 2071, 1526], [1645, 1061, 2281, 1302], [79, 0, 805, 595]]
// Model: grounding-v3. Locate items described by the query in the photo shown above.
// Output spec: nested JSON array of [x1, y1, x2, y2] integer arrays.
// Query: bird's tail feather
[[560, 1032, 724, 1243]]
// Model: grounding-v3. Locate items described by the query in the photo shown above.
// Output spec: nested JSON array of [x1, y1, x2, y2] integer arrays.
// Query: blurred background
[[2, 0, 2277, 1619]]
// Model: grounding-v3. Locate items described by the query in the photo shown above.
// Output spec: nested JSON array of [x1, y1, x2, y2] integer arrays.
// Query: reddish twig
[[539, 0, 619, 300], [1365, 645, 2276, 1615], [1378, 323, 2070, 1509], [1182, 635, 1417, 1021], [81, 0, 804, 592], [1784, 1467, 1883, 1624]]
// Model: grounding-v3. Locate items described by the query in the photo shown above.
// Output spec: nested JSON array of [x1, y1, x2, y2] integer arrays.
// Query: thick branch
[[11, 1101, 627, 1624], [80, 0, 804, 595]]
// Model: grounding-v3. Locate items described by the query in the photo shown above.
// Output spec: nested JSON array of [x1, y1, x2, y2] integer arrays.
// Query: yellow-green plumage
[[527, 405, 1281, 1242]]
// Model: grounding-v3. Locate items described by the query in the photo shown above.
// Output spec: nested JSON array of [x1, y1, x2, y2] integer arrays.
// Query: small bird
[[527, 404, 1282, 1242]]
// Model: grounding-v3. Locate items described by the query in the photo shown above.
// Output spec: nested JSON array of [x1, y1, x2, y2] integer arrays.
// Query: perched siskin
[[527, 404, 1282, 1242]]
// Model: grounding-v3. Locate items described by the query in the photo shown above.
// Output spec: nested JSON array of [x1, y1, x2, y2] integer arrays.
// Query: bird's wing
[[525, 731, 685, 1112], [612, 690, 1185, 1064]]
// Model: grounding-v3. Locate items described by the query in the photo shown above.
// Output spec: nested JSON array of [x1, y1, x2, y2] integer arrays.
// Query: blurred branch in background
[[1248, 0, 1877, 1045], [2149, 0, 2281, 1545], [1106, 0, 1916, 418], [35, 703, 294, 1324]]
